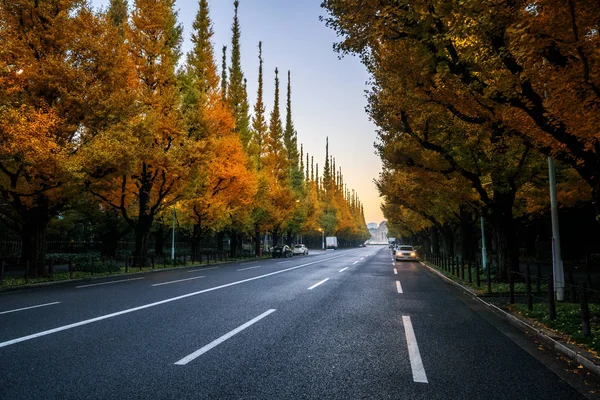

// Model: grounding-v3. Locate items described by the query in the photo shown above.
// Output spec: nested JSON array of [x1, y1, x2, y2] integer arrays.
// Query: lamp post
[[171, 204, 176, 260], [318, 228, 324, 250]]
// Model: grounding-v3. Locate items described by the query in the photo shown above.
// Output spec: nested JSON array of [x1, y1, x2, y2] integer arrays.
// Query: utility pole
[[481, 216, 487, 270], [548, 157, 565, 301], [171, 204, 176, 260]]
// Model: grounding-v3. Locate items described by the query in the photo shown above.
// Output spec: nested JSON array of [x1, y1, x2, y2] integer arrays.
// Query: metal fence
[[421, 251, 599, 338]]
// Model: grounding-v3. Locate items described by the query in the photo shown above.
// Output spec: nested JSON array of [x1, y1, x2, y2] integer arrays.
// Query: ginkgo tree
[[84, 0, 202, 268], [0, 0, 135, 276]]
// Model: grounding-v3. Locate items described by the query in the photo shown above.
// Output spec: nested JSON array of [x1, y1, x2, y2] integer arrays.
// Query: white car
[[395, 245, 417, 261], [292, 244, 308, 256]]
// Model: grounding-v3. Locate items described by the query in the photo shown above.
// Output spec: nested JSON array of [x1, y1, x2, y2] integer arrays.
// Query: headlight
[[410, 252, 416, 257]]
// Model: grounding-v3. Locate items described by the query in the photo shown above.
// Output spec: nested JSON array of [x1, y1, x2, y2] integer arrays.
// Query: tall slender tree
[[227, 0, 251, 148], [88, 0, 200, 268], [251, 42, 268, 169]]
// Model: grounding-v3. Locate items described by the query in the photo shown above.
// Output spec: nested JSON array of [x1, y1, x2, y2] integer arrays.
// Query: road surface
[[0, 247, 591, 399]]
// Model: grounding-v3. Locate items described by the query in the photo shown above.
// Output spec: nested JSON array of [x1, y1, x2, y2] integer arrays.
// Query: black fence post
[[91, 256, 95, 276], [163, 254, 166, 268], [68, 258, 73, 279], [569, 269, 577, 303], [183, 254, 187, 266], [151, 255, 155, 269], [580, 282, 591, 337], [536, 263, 542, 295], [468, 260, 472, 283], [486, 262, 492, 294], [461, 258, 465, 280], [0, 261, 4, 286], [125, 256, 129, 273], [48, 259, 54, 280], [509, 270, 515, 304], [476, 260, 481, 288], [548, 275, 556, 320], [525, 263, 533, 311]]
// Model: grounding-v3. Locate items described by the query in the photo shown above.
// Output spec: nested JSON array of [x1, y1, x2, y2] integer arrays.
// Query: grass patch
[[510, 302, 600, 356], [424, 261, 547, 294]]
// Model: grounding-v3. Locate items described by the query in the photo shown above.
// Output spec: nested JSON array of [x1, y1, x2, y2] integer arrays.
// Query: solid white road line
[[237, 265, 262, 271], [0, 253, 350, 349], [0, 302, 61, 315], [339, 267, 348, 272], [394, 268, 398, 275], [308, 278, 329, 290], [76, 277, 145, 289], [396, 281, 403, 294], [151, 276, 205, 287], [353, 261, 359, 265], [188, 267, 219, 273], [174, 309, 276, 366], [403, 316, 428, 383]]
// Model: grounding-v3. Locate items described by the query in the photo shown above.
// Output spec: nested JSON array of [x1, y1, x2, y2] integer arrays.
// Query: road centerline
[[403, 316, 428, 383], [0, 302, 61, 315], [339, 267, 348, 272], [394, 268, 398, 275], [0, 252, 351, 349], [396, 281, 403, 294], [174, 309, 276, 365], [151, 276, 205, 287], [308, 278, 329, 290]]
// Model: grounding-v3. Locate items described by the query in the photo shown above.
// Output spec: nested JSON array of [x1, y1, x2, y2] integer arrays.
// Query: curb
[[419, 260, 600, 378]]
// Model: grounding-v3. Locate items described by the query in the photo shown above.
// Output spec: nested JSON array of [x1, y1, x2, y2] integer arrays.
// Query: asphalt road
[[0, 247, 591, 399]]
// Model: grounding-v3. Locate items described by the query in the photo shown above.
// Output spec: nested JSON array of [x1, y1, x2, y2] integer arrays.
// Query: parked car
[[292, 244, 308, 256], [395, 245, 418, 261], [272, 245, 293, 258]]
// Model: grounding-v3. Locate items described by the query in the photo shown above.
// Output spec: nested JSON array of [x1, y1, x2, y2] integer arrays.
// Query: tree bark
[[133, 215, 152, 268], [254, 225, 261, 257], [490, 195, 520, 282], [20, 210, 50, 277], [441, 224, 455, 257]]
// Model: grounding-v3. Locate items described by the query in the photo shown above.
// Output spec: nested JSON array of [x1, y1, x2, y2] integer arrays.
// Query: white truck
[[326, 236, 338, 250]]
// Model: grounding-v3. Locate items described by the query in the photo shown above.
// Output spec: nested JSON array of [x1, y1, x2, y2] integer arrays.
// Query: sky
[[91, 0, 385, 225]]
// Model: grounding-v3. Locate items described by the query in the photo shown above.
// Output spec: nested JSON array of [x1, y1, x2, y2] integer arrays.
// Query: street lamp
[[318, 228, 324, 250], [171, 203, 176, 260]]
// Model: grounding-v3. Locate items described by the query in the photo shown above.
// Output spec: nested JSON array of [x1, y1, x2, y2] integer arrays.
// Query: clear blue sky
[[91, 0, 384, 224]]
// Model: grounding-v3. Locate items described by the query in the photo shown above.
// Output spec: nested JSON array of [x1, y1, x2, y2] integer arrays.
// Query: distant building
[[368, 221, 388, 243]]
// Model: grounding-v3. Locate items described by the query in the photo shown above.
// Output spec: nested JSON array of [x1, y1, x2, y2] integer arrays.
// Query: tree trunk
[[460, 207, 476, 262], [254, 225, 261, 257], [100, 231, 119, 259], [430, 226, 440, 255], [272, 227, 281, 248], [154, 224, 166, 257], [230, 232, 238, 258], [491, 197, 520, 282], [441, 224, 455, 257], [133, 216, 152, 268], [216, 231, 224, 252], [20, 211, 50, 277]]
